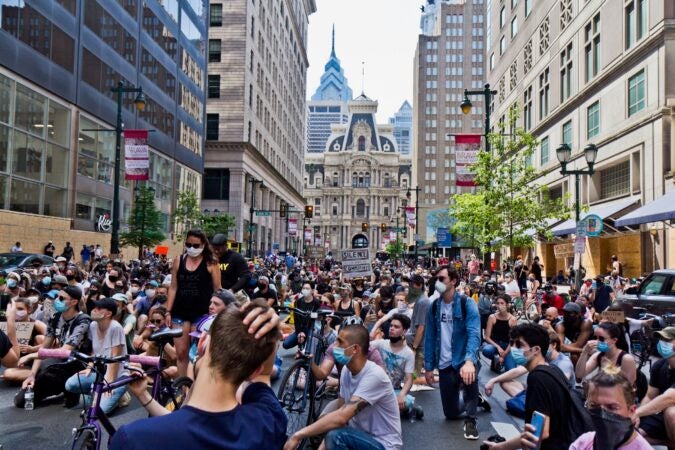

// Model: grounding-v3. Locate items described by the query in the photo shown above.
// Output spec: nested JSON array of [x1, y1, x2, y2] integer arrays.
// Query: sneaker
[[13, 389, 26, 408], [478, 393, 491, 413], [412, 405, 424, 420], [463, 419, 479, 440], [118, 392, 132, 408], [63, 391, 79, 409]]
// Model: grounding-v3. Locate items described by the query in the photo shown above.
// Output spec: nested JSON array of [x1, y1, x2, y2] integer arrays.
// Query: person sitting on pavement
[[14, 285, 91, 409], [539, 307, 561, 332], [282, 282, 320, 350], [1, 301, 20, 368], [2, 298, 47, 382], [570, 366, 652, 450], [575, 321, 637, 387], [482, 294, 518, 373], [111, 300, 285, 449], [541, 283, 564, 311], [253, 275, 278, 307], [284, 324, 403, 450], [64, 298, 131, 413], [635, 327, 675, 447], [556, 301, 593, 366], [483, 323, 583, 450], [502, 272, 521, 300], [2, 271, 24, 298]]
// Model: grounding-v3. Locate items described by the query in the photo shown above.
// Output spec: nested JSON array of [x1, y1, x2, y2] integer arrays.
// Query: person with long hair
[[165, 229, 221, 378], [575, 321, 637, 386]]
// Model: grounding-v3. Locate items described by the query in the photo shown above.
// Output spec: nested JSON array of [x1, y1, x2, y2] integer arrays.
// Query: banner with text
[[304, 228, 312, 243], [288, 218, 298, 237], [405, 207, 416, 228], [124, 130, 149, 181], [454, 134, 481, 187], [340, 249, 373, 279]]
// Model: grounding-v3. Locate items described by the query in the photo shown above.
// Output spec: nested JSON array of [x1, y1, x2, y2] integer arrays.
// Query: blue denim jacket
[[423, 292, 481, 371]]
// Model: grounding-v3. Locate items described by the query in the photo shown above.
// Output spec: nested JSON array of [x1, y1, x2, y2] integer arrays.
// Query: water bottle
[[24, 387, 34, 410]]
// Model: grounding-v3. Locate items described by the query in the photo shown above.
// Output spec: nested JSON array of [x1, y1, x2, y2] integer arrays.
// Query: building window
[[523, 86, 532, 131], [585, 14, 601, 82], [208, 39, 221, 62], [587, 101, 600, 139], [356, 199, 366, 217], [332, 205, 338, 215], [560, 42, 573, 102], [203, 169, 229, 200], [560, 0, 573, 30], [540, 136, 549, 165], [358, 136, 366, 151], [207, 75, 220, 98], [206, 114, 218, 140], [490, 53, 495, 70], [525, 0, 532, 16], [209, 3, 222, 26], [600, 161, 630, 199], [628, 70, 645, 116], [500, 6, 506, 28], [538, 68, 550, 120], [626, 0, 648, 49], [539, 17, 550, 55], [562, 120, 572, 146], [500, 36, 506, 55], [511, 16, 518, 38], [523, 39, 533, 73]]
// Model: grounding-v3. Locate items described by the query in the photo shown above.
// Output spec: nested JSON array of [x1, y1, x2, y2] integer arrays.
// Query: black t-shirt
[[649, 357, 675, 394], [594, 284, 613, 312], [525, 364, 573, 450], [294, 296, 321, 334], [219, 250, 250, 292], [0, 329, 11, 359], [531, 262, 543, 283], [255, 288, 278, 306]]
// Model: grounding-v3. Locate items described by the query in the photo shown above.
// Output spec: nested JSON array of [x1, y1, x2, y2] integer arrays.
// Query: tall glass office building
[[0, 0, 205, 252]]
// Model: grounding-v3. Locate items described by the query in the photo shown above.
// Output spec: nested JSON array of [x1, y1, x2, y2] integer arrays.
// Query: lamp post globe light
[[111, 82, 146, 256], [556, 142, 598, 287]]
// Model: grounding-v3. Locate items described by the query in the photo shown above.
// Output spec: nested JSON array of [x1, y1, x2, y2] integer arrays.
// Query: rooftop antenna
[[361, 61, 365, 95], [331, 24, 336, 57]]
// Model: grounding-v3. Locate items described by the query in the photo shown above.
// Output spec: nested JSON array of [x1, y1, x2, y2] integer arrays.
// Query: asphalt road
[[0, 353, 524, 450]]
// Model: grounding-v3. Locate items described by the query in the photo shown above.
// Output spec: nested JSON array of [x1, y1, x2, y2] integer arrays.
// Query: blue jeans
[[482, 342, 516, 371], [439, 364, 478, 420], [65, 372, 127, 415], [325, 427, 385, 450], [283, 331, 300, 349]]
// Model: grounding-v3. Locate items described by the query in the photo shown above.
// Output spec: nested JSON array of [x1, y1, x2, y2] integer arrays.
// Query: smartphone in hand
[[530, 411, 546, 442]]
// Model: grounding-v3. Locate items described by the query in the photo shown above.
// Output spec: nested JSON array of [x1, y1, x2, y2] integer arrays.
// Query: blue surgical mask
[[42, 277, 51, 286], [7, 279, 17, 288], [333, 346, 353, 365], [510, 347, 530, 366], [54, 299, 68, 313], [545, 349, 552, 360], [597, 341, 610, 353], [658, 340, 674, 359]]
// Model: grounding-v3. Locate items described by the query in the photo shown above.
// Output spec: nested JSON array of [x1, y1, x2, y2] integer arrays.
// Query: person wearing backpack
[[483, 323, 592, 450], [424, 265, 489, 441]]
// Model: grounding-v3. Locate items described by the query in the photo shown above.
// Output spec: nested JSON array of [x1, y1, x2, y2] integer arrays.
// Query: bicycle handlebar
[[38, 348, 160, 368], [279, 308, 354, 319]]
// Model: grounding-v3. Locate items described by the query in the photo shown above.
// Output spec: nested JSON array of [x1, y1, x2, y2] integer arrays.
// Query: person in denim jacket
[[424, 265, 485, 440]]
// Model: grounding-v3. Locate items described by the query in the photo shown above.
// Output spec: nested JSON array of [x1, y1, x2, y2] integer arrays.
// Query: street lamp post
[[110, 81, 146, 256], [556, 143, 598, 287], [460, 84, 498, 270], [406, 187, 421, 261], [247, 178, 263, 259]]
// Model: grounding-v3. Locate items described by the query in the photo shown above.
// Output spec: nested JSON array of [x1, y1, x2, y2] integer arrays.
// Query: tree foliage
[[173, 190, 236, 241], [120, 185, 166, 257], [449, 109, 570, 256], [385, 237, 407, 260]]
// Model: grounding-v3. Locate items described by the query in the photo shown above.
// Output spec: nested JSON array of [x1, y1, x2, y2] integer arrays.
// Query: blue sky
[[305, 0, 422, 122]]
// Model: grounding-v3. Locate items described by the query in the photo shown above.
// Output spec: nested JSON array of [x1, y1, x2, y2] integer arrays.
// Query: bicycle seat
[[150, 328, 183, 343]]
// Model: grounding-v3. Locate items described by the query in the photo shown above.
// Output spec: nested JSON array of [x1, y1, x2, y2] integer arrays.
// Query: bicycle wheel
[[163, 376, 193, 412], [277, 361, 315, 448], [71, 428, 97, 450]]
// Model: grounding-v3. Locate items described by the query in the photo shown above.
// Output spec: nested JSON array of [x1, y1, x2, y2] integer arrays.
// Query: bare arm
[[635, 388, 675, 418], [209, 261, 222, 291], [165, 256, 180, 326], [311, 357, 334, 381], [575, 346, 598, 381]]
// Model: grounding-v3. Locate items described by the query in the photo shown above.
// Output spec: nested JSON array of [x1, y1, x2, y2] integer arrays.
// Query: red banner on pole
[[288, 218, 298, 237], [124, 130, 149, 180], [454, 134, 481, 187], [405, 207, 416, 228]]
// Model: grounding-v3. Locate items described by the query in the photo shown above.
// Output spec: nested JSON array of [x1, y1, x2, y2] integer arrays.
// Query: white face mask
[[186, 247, 204, 258], [145, 289, 156, 298], [130, 286, 139, 294], [435, 280, 447, 294], [397, 301, 407, 312], [15, 309, 28, 320], [301, 289, 311, 297]]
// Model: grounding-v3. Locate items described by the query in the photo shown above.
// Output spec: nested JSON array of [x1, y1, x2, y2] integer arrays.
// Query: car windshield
[[640, 274, 668, 296], [0, 254, 25, 267]]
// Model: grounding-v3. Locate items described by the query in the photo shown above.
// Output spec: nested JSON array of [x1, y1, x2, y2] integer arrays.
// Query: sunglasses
[[58, 296, 69, 301], [595, 336, 608, 342], [150, 319, 164, 325], [185, 243, 202, 249], [436, 276, 449, 282]]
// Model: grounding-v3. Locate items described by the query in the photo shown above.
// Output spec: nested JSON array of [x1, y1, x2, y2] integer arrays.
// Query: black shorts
[[640, 413, 667, 442]]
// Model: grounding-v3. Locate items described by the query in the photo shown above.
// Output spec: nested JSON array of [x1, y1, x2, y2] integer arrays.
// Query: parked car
[[0, 253, 55, 277], [615, 269, 675, 318]]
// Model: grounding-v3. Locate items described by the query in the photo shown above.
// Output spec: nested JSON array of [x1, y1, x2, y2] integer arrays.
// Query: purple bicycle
[[37, 328, 192, 450]]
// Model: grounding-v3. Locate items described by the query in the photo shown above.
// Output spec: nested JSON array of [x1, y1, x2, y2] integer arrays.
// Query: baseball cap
[[112, 293, 130, 304], [52, 275, 68, 285], [62, 285, 82, 300], [146, 280, 159, 288], [55, 256, 67, 263], [189, 315, 216, 338], [562, 302, 582, 313], [212, 289, 237, 305], [93, 298, 117, 315], [654, 327, 675, 341], [362, 290, 372, 298], [211, 233, 227, 246]]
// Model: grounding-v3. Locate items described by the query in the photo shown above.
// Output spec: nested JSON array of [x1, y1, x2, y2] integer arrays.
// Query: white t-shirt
[[439, 301, 454, 369], [89, 320, 129, 379], [503, 280, 521, 297], [339, 360, 402, 450], [370, 339, 414, 389]]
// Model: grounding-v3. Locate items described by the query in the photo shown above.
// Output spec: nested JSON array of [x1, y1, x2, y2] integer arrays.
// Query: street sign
[[437, 227, 452, 247], [575, 222, 587, 238], [584, 214, 604, 237], [574, 236, 586, 253], [554, 243, 575, 258], [255, 211, 271, 216]]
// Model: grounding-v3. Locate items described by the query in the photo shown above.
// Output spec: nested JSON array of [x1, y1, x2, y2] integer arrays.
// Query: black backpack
[[49, 312, 92, 354], [534, 365, 593, 441]]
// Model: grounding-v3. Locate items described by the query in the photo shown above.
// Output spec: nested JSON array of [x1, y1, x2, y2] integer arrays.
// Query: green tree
[[120, 185, 166, 258], [200, 213, 236, 238], [385, 237, 406, 260], [449, 110, 570, 259], [173, 190, 236, 241]]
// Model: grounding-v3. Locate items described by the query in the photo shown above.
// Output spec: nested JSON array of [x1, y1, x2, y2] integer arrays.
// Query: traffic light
[[279, 202, 287, 218], [362, 223, 369, 232], [304, 205, 313, 218], [380, 223, 387, 232]]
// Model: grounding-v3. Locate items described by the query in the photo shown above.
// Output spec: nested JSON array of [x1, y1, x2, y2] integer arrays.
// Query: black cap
[[212, 289, 237, 305], [211, 233, 227, 246], [93, 298, 117, 315], [62, 285, 82, 300]]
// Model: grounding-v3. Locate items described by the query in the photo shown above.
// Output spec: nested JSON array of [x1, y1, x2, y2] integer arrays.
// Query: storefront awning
[[550, 197, 638, 236], [614, 191, 675, 227]]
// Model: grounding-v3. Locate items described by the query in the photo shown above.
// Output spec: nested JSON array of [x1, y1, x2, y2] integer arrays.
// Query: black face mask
[[589, 408, 634, 450], [108, 276, 118, 283], [258, 283, 268, 290], [155, 295, 168, 304], [66, 274, 75, 281], [389, 336, 403, 344]]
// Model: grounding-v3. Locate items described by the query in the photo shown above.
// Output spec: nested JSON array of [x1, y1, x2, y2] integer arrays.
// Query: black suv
[[616, 269, 675, 318]]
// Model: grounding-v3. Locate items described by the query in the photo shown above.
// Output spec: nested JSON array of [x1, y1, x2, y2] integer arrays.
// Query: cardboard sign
[[0, 321, 35, 345], [601, 310, 625, 324], [340, 249, 372, 279], [155, 246, 169, 255]]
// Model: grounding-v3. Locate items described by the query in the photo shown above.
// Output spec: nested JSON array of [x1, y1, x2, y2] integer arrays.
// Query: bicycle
[[38, 328, 192, 450], [276, 308, 347, 450]]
